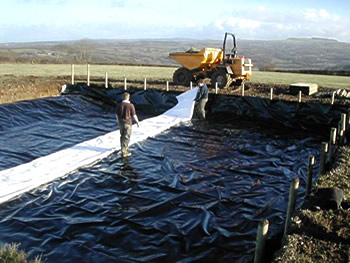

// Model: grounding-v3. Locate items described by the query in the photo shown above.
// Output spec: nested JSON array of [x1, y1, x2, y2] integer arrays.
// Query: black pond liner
[[0, 85, 347, 262], [0, 85, 178, 170]]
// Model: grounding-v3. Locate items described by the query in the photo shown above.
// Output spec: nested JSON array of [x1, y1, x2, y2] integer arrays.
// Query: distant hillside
[[1, 37, 350, 71]]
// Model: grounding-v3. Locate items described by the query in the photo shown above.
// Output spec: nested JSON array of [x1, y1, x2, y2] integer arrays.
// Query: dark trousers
[[119, 122, 132, 154], [194, 98, 208, 120]]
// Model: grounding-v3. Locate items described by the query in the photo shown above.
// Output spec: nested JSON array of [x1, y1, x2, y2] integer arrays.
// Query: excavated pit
[[0, 85, 348, 262]]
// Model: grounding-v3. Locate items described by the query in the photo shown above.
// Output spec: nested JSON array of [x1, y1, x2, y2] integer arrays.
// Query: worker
[[116, 92, 140, 157], [193, 79, 209, 120]]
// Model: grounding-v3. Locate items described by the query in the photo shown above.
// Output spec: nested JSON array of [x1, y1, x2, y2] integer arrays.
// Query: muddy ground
[[1, 74, 350, 105], [1, 75, 349, 262]]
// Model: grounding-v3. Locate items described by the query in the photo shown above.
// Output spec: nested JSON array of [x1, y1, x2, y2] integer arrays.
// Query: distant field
[[0, 64, 349, 89], [0, 64, 175, 81], [252, 71, 350, 89]]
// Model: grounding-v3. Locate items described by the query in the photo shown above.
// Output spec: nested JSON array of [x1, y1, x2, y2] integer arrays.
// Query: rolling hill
[[1, 37, 350, 71]]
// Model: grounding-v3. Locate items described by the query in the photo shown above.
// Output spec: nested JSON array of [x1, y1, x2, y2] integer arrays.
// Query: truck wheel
[[211, 70, 228, 88], [173, 67, 192, 86]]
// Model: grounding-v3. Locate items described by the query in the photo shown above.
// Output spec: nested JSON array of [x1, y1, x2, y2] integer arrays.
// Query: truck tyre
[[211, 70, 228, 88], [173, 67, 192, 86]]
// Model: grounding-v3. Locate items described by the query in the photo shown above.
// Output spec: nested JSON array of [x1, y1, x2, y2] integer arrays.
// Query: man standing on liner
[[194, 79, 209, 120], [116, 92, 140, 157]]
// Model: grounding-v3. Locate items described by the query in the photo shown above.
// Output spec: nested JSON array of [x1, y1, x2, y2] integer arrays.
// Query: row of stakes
[[72, 64, 338, 104], [72, 65, 346, 262], [254, 112, 348, 263]]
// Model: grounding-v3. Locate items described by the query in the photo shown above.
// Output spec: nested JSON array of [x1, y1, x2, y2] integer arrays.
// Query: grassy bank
[[0, 243, 41, 263], [0, 64, 349, 89]]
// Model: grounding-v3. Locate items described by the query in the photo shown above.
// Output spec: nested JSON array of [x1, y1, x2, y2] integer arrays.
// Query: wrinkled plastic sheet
[[0, 86, 338, 262], [0, 85, 178, 170], [0, 86, 197, 204], [208, 95, 348, 134]]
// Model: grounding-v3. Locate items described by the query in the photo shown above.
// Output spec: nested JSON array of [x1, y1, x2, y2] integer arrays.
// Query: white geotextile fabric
[[0, 87, 198, 204]]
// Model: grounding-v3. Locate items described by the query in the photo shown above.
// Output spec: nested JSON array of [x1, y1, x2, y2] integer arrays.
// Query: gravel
[[272, 145, 350, 263]]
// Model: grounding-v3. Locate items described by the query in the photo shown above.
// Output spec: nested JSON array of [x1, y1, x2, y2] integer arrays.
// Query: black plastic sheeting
[[0, 85, 178, 170], [207, 95, 349, 135], [0, 85, 341, 262]]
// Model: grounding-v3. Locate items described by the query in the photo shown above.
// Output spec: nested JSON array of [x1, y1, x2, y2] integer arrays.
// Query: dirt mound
[[272, 146, 350, 263], [0, 75, 67, 104], [273, 233, 350, 262]]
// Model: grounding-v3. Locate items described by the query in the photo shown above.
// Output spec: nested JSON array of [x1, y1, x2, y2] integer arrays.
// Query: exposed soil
[[272, 146, 350, 263], [1, 75, 350, 262], [0, 75, 68, 104], [1, 74, 350, 106]]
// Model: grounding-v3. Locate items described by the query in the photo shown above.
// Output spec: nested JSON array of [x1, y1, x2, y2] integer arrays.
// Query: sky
[[0, 0, 350, 43]]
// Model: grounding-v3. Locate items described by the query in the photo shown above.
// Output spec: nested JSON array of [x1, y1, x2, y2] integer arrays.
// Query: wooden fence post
[[331, 92, 335, 105], [284, 177, 299, 237], [71, 64, 75, 85], [105, 72, 108, 88], [339, 113, 347, 145], [340, 113, 347, 131], [305, 156, 315, 197], [254, 219, 269, 263], [87, 64, 90, 86], [270, 88, 273, 100], [328, 127, 337, 163], [346, 109, 350, 127], [319, 142, 328, 175]]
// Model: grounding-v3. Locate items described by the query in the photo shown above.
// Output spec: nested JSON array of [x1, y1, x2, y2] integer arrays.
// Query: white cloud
[[199, 7, 350, 42], [257, 5, 266, 12], [303, 9, 318, 21], [215, 20, 224, 30], [302, 8, 340, 22], [185, 21, 197, 28], [0, 2, 350, 43], [319, 9, 330, 19], [226, 18, 261, 30], [275, 23, 295, 31]]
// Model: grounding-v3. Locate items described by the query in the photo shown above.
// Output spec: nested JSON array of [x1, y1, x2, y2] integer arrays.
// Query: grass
[[0, 243, 41, 263], [0, 63, 349, 89], [0, 64, 175, 81], [252, 71, 350, 89]]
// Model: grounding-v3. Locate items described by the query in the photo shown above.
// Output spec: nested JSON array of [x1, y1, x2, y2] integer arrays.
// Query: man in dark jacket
[[194, 79, 209, 120], [116, 92, 140, 157]]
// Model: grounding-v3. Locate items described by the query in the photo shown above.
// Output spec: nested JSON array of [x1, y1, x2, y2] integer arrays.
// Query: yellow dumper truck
[[169, 32, 253, 88]]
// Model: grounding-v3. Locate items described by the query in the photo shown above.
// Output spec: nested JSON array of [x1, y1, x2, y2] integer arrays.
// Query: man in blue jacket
[[193, 79, 209, 120]]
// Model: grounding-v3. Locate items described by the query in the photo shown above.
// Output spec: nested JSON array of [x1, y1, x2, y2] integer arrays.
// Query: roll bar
[[223, 32, 237, 59]]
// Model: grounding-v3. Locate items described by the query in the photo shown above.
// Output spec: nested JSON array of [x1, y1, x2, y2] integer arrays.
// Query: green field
[[0, 64, 349, 89], [252, 71, 350, 89], [0, 64, 175, 81]]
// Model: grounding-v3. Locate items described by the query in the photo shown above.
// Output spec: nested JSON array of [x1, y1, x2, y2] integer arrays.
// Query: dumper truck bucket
[[169, 48, 223, 70]]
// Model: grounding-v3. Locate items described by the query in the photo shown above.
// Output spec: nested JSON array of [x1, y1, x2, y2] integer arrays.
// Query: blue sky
[[0, 0, 350, 43]]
